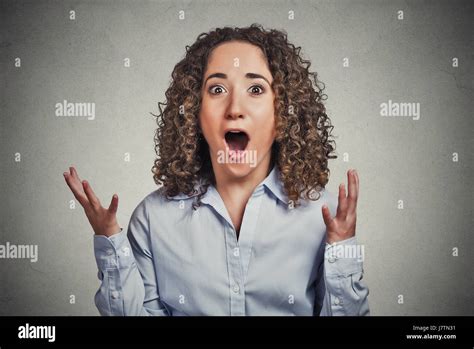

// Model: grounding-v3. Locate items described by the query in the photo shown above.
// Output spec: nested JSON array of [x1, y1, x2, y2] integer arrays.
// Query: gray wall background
[[0, 0, 472, 315]]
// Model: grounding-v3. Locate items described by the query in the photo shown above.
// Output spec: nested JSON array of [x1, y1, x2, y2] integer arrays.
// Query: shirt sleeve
[[93, 198, 169, 316], [314, 236, 370, 316]]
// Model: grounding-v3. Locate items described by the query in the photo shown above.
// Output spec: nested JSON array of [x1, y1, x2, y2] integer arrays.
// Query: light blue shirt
[[93, 165, 370, 316]]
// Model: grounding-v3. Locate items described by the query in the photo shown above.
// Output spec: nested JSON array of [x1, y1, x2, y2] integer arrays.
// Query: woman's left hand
[[321, 169, 359, 244]]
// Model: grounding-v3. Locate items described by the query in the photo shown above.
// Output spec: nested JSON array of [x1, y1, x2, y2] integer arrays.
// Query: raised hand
[[63, 166, 122, 237], [321, 169, 359, 244]]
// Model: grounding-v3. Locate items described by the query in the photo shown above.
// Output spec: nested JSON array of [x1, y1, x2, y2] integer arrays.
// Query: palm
[[63, 166, 120, 237], [322, 169, 359, 244]]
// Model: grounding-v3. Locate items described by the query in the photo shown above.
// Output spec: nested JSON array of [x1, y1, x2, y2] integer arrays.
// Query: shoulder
[[142, 186, 168, 205], [132, 186, 198, 220], [130, 187, 168, 218]]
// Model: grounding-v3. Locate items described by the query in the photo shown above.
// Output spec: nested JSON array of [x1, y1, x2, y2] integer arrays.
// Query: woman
[[63, 24, 369, 316]]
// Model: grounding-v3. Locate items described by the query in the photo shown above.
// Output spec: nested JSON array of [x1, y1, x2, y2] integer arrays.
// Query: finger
[[108, 194, 119, 214], [82, 180, 101, 209], [67, 166, 86, 196], [336, 182, 348, 220], [70, 166, 83, 183], [347, 169, 358, 214], [355, 170, 359, 197], [63, 171, 89, 207], [321, 204, 334, 228]]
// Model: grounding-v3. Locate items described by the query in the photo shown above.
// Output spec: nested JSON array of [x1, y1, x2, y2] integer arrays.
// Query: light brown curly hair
[[151, 23, 337, 209]]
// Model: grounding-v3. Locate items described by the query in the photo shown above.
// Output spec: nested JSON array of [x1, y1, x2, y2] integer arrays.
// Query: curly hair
[[151, 23, 337, 209]]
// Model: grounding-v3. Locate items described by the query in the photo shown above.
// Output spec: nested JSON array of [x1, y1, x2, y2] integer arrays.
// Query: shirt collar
[[260, 164, 289, 204], [167, 164, 289, 205]]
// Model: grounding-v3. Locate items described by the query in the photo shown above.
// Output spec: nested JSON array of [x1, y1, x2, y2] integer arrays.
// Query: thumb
[[108, 194, 119, 214]]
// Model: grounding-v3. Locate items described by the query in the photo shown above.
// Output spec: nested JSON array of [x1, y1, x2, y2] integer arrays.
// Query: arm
[[62, 166, 168, 316], [315, 169, 370, 316], [94, 200, 169, 316], [314, 237, 370, 316]]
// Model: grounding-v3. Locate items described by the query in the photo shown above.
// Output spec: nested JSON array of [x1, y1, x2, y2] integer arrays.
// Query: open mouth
[[224, 130, 249, 151]]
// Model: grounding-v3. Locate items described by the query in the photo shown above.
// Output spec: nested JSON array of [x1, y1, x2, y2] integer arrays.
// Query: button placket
[[225, 224, 245, 316], [237, 190, 264, 284], [232, 283, 240, 293]]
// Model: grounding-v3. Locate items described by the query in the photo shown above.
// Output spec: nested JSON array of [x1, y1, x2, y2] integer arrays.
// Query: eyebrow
[[204, 72, 271, 86]]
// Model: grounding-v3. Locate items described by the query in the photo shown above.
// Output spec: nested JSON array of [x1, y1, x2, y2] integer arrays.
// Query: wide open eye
[[209, 85, 226, 95], [224, 131, 249, 151], [248, 85, 264, 95]]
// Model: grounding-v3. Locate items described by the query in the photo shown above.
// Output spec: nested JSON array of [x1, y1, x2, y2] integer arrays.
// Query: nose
[[225, 90, 245, 120]]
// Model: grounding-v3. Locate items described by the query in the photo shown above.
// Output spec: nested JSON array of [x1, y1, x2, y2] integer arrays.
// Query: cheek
[[198, 102, 211, 131], [254, 115, 276, 148], [258, 100, 276, 143], [199, 109, 219, 144]]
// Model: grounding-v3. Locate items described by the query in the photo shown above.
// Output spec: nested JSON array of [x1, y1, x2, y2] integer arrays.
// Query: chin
[[220, 162, 258, 179]]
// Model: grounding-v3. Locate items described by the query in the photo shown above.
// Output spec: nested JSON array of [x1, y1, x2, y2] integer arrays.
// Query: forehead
[[205, 41, 270, 74]]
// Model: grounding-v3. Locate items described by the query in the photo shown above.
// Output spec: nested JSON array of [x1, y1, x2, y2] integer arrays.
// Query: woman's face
[[199, 40, 276, 180]]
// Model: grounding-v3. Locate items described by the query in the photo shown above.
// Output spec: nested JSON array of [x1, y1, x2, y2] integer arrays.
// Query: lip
[[223, 128, 251, 151], [223, 128, 251, 139]]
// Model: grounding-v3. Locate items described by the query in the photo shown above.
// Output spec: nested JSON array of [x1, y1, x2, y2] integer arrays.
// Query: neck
[[213, 153, 273, 208]]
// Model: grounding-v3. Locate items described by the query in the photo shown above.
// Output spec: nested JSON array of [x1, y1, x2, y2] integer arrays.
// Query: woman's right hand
[[63, 166, 122, 237]]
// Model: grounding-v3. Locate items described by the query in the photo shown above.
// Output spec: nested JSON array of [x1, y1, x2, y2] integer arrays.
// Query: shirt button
[[232, 284, 240, 293], [334, 297, 340, 305], [328, 256, 336, 263], [106, 248, 114, 256], [233, 248, 240, 257], [111, 291, 119, 299]]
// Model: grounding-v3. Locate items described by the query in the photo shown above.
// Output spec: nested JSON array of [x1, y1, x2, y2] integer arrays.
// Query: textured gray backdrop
[[1, 0, 472, 315]]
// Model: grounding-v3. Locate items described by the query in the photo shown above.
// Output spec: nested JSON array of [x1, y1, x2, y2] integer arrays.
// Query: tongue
[[226, 132, 248, 151]]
